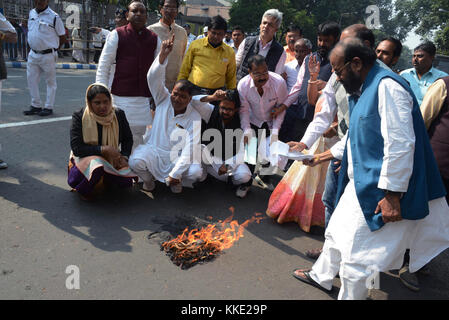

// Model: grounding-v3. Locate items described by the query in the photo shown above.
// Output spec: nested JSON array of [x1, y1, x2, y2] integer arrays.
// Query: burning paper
[[161, 208, 264, 269]]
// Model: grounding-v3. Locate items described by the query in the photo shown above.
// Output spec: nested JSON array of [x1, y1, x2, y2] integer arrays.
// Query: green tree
[[228, 0, 410, 48], [396, 0, 449, 54]]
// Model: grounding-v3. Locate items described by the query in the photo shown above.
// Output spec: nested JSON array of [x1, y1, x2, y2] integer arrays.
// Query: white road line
[[7, 75, 93, 78], [0, 116, 72, 129]]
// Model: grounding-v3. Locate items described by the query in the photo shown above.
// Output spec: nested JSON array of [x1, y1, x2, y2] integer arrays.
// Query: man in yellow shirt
[[178, 15, 236, 95]]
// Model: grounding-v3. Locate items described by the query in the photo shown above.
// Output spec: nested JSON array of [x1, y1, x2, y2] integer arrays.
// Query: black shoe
[[38, 108, 53, 116], [23, 106, 42, 115]]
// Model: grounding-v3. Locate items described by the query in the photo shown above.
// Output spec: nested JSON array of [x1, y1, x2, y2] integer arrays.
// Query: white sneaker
[[170, 183, 182, 194], [235, 185, 250, 198], [0, 160, 7, 169]]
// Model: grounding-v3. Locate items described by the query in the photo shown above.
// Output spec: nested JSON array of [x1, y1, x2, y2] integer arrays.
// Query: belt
[[192, 85, 225, 96], [32, 48, 56, 55]]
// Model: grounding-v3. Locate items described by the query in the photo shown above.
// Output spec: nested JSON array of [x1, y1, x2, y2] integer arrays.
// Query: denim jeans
[[322, 159, 340, 229]]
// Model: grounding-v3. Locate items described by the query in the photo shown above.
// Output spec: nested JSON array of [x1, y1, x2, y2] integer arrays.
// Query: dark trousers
[[93, 46, 103, 64], [279, 114, 310, 143], [322, 159, 340, 229]]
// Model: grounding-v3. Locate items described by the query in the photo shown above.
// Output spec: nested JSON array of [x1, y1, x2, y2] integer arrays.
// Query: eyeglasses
[[251, 71, 268, 78], [162, 6, 178, 11], [334, 61, 351, 78], [219, 106, 235, 113]]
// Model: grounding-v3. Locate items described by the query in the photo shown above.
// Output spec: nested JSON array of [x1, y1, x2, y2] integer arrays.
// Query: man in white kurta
[[292, 38, 449, 300], [129, 37, 203, 193], [96, 1, 161, 149]]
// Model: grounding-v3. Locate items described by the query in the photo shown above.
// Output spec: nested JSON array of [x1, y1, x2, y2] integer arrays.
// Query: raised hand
[[212, 89, 227, 101], [308, 55, 320, 79], [159, 33, 175, 64]]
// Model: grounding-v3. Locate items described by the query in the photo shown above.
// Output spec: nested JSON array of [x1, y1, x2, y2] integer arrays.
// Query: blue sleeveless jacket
[[335, 64, 446, 232]]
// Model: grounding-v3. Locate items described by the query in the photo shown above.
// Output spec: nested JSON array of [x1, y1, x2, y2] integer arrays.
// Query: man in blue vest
[[288, 24, 389, 261], [291, 38, 449, 300]]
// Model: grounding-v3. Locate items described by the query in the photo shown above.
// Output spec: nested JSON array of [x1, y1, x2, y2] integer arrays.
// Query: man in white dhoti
[[291, 38, 449, 300], [129, 34, 204, 194]]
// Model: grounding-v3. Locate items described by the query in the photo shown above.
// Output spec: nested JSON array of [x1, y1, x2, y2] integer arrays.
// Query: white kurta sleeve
[[147, 53, 170, 107], [96, 30, 118, 87], [190, 95, 214, 122], [154, 36, 161, 58], [300, 78, 338, 148], [330, 132, 347, 160], [0, 13, 16, 33], [377, 78, 415, 192]]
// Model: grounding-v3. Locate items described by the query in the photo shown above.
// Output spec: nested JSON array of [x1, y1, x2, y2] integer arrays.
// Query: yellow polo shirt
[[177, 37, 236, 90]]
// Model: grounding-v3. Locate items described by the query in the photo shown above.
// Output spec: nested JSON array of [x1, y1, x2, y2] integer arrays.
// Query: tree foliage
[[396, 0, 449, 54], [228, 0, 448, 55]]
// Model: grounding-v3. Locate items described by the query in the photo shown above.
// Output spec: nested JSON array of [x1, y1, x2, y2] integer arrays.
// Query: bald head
[[332, 37, 376, 66], [341, 24, 366, 39], [330, 37, 376, 95], [341, 24, 375, 48]]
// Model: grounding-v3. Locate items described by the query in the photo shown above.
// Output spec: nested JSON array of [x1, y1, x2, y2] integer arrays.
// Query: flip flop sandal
[[292, 269, 333, 293]]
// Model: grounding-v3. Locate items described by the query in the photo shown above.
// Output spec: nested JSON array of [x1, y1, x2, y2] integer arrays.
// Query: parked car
[[434, 54, 449, 74]]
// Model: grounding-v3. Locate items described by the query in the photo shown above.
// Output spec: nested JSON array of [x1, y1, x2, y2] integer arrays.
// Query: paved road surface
[[1, 68, 448, 300]]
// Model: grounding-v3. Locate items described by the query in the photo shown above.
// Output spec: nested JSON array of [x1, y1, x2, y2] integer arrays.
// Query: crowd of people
[[1, 0, 449, 300]]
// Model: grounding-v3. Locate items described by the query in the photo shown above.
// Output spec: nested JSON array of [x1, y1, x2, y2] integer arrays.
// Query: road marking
[[6, 75, 94, 78], [0, 116, 72, 129]]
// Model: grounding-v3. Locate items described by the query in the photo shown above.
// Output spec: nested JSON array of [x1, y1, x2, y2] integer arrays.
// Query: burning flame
[[161, 207, 264, 268]]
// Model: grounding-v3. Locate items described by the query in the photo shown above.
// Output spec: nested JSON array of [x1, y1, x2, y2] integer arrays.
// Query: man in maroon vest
[[421, 76, 449, 204], [96, 1, 160, 148]]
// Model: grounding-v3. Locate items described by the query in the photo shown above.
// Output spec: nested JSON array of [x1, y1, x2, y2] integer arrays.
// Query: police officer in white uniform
[[0, 13, 18, 169], [24, 0, 66, 116]]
